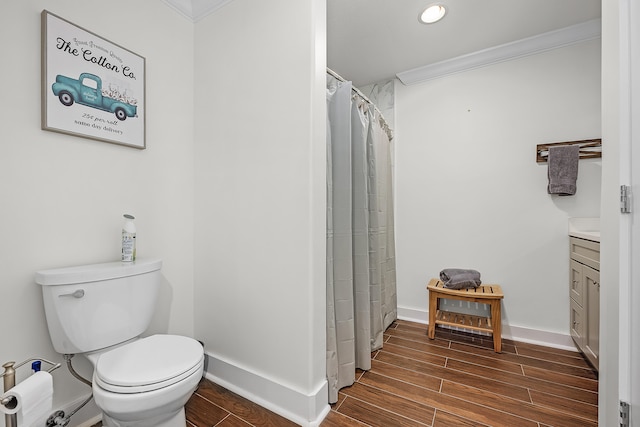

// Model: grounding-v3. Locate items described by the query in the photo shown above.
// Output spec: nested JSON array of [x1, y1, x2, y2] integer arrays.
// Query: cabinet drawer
[[570, 237, 600, 270]]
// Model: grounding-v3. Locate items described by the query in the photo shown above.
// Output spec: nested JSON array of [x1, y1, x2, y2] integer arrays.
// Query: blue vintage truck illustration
[[51, 73, 137, 121]]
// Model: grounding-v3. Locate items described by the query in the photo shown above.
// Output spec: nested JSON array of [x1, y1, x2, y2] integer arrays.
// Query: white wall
[[395, 40, 601, 342], [193, 0, 328, 424], [0, 1, 195, 425]]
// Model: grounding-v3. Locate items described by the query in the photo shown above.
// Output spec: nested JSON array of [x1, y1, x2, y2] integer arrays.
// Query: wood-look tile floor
[[92, 319, 598, 427]]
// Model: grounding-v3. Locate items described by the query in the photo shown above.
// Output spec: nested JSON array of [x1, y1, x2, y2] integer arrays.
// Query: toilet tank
[[36, 259, 162, 354]]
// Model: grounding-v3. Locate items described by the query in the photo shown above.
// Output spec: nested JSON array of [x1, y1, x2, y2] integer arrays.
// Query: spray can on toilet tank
[[121, 214, 136, 262]]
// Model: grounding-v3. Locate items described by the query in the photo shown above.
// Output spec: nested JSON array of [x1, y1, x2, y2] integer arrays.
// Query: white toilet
[[36, 258, 204, 427]]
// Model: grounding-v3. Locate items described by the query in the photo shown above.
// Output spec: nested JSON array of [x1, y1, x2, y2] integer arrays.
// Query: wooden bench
[[427, 278, 504, 352]]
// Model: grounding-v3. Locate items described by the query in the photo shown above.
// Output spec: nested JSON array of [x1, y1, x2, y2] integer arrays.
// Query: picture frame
[[41, 10, 146, 149]]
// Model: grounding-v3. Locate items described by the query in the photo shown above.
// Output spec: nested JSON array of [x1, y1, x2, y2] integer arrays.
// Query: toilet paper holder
[[1, 358, 61, 427]]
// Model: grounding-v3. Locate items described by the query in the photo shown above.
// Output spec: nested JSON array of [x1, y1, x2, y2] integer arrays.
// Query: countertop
[[569, 230, 600, 242], [568, 217, 600, 242]]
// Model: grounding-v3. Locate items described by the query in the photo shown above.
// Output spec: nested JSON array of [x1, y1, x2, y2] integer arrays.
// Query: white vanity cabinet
[[569, 236, 599, 371]]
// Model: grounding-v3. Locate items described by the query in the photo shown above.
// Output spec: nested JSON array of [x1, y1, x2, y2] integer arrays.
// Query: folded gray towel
[[547, 145, 579, 196], [439, 269, 482, 289]]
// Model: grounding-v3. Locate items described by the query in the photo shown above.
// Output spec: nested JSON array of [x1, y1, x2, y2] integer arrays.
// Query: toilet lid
[[95, 335, 204, 393]]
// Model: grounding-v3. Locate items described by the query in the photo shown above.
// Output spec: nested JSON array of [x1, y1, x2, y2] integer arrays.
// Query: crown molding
[[397, 18, 602, 85], [163, 0, 234, 22]]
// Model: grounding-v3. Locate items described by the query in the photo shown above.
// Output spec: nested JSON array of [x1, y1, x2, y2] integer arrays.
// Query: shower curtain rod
[[327, 68, 393, 140]]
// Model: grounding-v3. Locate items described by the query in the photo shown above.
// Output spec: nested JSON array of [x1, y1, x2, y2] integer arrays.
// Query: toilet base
[[102, 407, 186, 427]]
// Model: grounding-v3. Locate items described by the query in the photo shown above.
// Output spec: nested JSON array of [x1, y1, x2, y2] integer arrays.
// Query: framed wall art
[[41, 10, 146, 149]]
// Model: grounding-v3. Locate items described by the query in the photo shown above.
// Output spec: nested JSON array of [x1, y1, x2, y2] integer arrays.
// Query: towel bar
[[536, 139, 601, 163]]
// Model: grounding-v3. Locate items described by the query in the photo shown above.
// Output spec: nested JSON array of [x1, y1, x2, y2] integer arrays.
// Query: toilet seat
[[95, 335, 204, 394]]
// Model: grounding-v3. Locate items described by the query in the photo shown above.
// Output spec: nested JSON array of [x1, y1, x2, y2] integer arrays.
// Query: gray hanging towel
[[547, 145, 579, 196]]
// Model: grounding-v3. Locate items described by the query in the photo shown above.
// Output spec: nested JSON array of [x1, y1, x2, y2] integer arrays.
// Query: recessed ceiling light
[[419, 4, 446, 24]]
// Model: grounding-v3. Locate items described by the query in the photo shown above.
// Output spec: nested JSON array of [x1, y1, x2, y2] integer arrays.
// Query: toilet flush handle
[[58, 290, 85, 298]]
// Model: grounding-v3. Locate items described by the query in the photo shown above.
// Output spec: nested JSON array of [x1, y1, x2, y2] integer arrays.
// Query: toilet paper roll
[[0, 371, 53, 427]]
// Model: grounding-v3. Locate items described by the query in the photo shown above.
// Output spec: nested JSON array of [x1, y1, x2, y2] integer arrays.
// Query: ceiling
[[164, 0, 601, 88], [328, 0, 601, 87], [162, 0, 232, 22]]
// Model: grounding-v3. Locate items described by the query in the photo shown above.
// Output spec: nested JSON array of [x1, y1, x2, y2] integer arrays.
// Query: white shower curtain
[[326, 73, 397, 403]]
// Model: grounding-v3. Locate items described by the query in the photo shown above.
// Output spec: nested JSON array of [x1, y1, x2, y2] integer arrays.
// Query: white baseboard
[[502, 324, 577, 351], [397, 306, 578, 352], [74, 415, 102, 427], [397, 306, 428, 325], [203, 352, 330, 427]]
